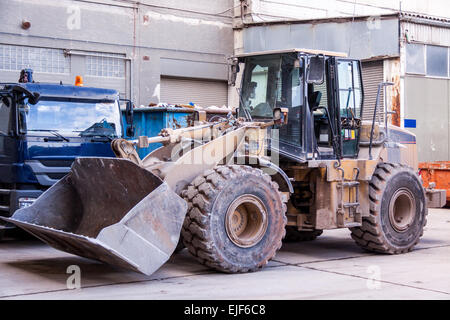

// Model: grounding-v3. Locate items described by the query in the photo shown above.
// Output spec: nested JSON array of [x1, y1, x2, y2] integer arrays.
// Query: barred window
[[86, 53, 125, 78], [0, 44, 70, 74]]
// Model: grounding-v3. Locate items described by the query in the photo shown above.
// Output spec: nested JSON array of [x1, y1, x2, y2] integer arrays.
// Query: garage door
[[361, 60, 384, 122], [160, 77, 228, 107]]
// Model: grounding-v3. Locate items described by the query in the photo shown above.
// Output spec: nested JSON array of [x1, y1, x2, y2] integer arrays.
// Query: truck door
[[333, 59, 364, 158]]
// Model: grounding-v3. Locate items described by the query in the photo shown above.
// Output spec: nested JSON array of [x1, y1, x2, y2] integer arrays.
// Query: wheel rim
[[225, 194, 268, 248], [388, 188, 416, 232]]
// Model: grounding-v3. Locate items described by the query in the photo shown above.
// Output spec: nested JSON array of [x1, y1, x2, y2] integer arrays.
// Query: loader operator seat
[[308, 85, 333, 155], [252, 102, 272, 118]]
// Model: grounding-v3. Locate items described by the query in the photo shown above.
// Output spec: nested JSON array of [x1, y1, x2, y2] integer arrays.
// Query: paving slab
[[275, 208, 450, 265], [5, 264, 448, 300], [0, 208, 449, 299], [300, 245, 450, 296]]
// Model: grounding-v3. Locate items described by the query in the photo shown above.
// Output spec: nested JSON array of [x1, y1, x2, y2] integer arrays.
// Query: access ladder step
[[343, 202, 360, 208], [339, 181, 360, 188], [344, 222, 362, 228]]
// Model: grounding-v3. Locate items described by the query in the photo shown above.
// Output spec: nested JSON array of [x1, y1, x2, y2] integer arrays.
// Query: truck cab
[[0, 82, 131, 232]]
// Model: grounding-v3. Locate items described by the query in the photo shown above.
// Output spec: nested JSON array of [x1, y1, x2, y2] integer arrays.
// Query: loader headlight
[[18, 197, 37, 209]]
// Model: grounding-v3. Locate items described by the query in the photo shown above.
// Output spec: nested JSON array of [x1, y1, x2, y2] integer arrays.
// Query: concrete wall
[[0, 0, 234, 106], [240, 17, 399, 60], [404, 76, 450, 161], [399, 19, 450, 162]]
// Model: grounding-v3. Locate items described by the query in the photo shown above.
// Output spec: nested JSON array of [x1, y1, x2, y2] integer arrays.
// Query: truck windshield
[[19, 100, 122, 138]]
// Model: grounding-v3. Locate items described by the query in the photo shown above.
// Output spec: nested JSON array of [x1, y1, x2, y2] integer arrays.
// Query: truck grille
[[39, 159, 74, 168], [0, 183, 12, 213], [47, 173, 68, 180]]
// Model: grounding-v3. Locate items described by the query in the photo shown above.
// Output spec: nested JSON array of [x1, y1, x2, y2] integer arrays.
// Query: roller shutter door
[[160, 77, 228, 107], [361, 60, 384, 122]]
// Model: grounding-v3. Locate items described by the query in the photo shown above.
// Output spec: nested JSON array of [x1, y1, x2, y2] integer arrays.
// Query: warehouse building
[[1, 0, 450, 162], [0, 0, 234, 107], [233, 10, 450, 162]]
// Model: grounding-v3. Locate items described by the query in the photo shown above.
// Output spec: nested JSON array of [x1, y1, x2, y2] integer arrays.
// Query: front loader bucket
[[1, 158, 188, 275]]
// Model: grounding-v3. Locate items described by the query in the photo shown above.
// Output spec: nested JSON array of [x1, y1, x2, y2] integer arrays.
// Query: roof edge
[[235, 48, 347, 58]]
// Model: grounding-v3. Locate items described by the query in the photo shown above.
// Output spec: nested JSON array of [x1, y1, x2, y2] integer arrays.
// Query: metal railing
[[368, 82, 394, 160]]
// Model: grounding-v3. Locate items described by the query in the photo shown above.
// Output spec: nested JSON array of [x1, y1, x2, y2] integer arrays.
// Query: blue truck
[[0, 80, 134, 236]]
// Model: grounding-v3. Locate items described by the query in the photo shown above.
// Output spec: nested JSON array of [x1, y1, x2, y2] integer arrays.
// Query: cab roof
[[4, 82, 120, 101], [234, 48, 348, 58]]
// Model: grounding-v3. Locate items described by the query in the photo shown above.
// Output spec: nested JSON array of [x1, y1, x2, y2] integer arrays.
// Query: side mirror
[[125, 100, 133, 124], [1, 96, 11, 108], [11, 85, 40, 105], [228, 58, 240, 86], [273, 107, 289, 125], [28, 92, 40, 105], [307, 55, 325, 84], [126, 125, 135, 137], [121, 99, 135, 137]]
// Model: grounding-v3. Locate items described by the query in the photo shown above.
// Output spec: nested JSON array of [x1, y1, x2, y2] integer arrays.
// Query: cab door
[[333, 59, 364, 158]]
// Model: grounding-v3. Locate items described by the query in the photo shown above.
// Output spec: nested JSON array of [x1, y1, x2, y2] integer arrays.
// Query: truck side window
[[0, 99, 11, 135]]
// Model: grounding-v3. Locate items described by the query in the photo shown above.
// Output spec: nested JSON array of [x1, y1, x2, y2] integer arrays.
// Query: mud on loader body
[[3, 49, 445, 275]]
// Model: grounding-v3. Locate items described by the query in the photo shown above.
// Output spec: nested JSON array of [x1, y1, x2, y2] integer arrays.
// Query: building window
[[85, 53, 125, 78], [426, 45, 449, 78], [406, 43, 425, 75], [0, 44, 70, 74]]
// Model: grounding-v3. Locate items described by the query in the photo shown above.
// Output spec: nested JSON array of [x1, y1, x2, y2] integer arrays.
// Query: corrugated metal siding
[[362, 60, 384, 122], [160, 77, 228, 107], [402, 21, 450, 47]]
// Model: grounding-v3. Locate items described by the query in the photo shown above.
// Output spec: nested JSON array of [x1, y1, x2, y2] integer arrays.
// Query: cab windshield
[[19, 99, 122, 138], [239, 54, 303, 120]]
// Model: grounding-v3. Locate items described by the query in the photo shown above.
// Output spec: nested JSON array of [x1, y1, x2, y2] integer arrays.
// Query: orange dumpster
[[419, 161, 450, 206]]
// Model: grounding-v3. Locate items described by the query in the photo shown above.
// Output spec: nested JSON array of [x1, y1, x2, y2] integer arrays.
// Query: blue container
[[122, 107, 194, 159]]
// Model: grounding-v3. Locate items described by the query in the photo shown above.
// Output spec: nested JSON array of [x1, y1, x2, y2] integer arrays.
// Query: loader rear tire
[[283, 227, 323, 242], [350, 163, 427, 254], [181, 165, 287, 273]]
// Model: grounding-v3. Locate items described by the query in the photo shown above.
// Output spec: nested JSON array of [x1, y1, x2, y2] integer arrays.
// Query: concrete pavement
[[0, 208, 449, 300]]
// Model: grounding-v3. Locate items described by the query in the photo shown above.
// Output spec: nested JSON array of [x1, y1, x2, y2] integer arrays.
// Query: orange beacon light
[[75, 75, 84, 86]]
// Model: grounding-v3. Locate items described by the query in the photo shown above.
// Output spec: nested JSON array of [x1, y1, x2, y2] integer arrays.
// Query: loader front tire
[[181, 165, 287, 273], [350, 163, 427, 254]]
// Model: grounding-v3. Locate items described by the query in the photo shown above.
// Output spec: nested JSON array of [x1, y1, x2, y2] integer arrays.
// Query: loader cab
[[236, 49, 364, 162]]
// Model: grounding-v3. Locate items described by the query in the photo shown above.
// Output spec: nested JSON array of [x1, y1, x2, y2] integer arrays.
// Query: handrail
[[369, 82, 393, 160]]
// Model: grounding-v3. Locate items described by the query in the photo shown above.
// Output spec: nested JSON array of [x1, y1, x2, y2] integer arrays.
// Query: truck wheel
[[350, 163, 427, 254], [181, 165, 287, 273], [283, 227, 323, 242]]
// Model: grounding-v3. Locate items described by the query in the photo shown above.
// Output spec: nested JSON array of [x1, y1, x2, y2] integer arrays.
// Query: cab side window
[[337, 61, 362, 119], [337, 59, 363, 158]]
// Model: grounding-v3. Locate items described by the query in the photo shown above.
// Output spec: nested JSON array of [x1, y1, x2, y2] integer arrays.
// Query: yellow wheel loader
[[2, 49, 445, 275]]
